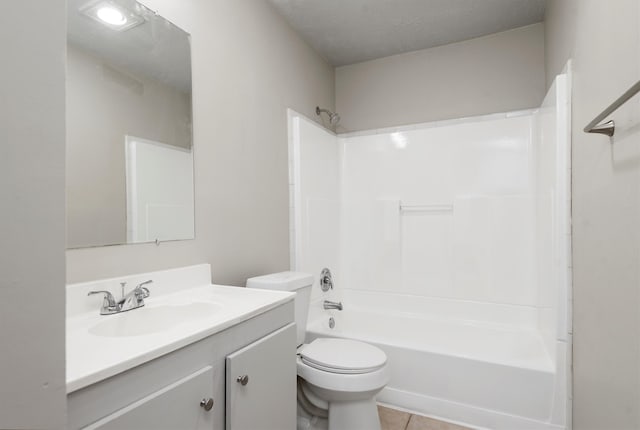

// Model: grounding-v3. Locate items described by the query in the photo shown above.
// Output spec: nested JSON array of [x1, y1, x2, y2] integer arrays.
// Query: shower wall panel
[[339, 114, 537, 307], [288, 111, 341, 302]]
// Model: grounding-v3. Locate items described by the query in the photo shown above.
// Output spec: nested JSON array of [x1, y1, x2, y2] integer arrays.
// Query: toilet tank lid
[[246, 271, 314, 291]]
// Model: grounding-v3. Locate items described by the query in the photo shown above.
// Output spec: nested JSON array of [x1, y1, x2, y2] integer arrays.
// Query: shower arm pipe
[[315, 106, 340, 126], [584, 79, 640, 137]]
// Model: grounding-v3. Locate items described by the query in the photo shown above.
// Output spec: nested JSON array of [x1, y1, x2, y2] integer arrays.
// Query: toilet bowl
[[297, 338, 388, 430], [246, 272, 389, 430]]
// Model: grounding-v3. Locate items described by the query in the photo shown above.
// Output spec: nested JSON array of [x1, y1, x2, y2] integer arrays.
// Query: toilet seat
[[297, 355, 389, 395], [296, 337, 389, 396], [299, 338, 387, 374]]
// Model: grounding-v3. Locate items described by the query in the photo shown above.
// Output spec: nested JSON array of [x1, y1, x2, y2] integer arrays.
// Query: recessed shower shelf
[[399, 204, 453, 214]]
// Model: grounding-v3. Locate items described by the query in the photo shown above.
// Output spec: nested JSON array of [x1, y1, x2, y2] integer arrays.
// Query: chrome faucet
[[88, 280, 152, 315], [323, 300, 343, 311]]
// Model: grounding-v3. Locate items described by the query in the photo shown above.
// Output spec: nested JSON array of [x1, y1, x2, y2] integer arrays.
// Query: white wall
[[335, 24, 545, 132], [545, 1, 640, 428], [66, 0, 335, 285], [66, 45, 191, 248], [0, 1, 67, 428]]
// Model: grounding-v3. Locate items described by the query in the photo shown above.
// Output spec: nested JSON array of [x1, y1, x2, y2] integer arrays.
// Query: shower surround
[[288, 74, 571, 430]]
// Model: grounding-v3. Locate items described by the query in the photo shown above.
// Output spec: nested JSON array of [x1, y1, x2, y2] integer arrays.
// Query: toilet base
[[328, 398, 381, 430], [297, 399, 381, 430], [297, 407, 328, 430]]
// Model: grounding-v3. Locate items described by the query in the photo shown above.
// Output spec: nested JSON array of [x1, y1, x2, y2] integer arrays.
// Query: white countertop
[[66, 284, 293, 393]]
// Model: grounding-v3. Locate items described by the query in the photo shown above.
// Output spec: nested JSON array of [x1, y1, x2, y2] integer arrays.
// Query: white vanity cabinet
[[84, 366, 216, 430], [67, 301, 295, 430], [226, 324, 296, 430]]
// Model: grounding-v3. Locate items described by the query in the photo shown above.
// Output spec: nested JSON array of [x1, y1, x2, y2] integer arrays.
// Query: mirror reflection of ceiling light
[[96, 6, 127, 26], [80, 1, 145, 31]]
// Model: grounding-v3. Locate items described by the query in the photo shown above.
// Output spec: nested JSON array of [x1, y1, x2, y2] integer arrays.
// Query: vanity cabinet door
[[225, 323, 296, 430], [84, 366, 218, 430]]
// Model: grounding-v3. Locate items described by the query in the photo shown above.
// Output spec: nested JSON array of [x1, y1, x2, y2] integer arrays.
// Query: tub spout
[[323, 300, 343, 311]]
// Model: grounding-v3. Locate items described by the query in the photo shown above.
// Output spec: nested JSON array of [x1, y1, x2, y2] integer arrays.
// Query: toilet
[[246, 272, 388, 430]]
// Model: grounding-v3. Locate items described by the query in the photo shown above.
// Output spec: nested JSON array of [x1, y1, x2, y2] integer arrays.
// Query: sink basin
[[89, 302, 220, 337]]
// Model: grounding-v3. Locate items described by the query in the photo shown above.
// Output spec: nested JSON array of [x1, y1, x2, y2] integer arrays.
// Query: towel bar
[[584, 79, 640, 137]]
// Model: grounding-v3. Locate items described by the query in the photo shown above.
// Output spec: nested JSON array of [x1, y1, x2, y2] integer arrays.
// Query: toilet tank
[[246, 272, 314, 346]]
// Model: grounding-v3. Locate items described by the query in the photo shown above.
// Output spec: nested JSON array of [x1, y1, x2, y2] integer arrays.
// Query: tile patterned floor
[[378, 405, 472, 430]]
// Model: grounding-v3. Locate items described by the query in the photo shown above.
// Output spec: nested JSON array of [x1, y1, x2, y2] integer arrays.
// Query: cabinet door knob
[[236, 375, 249, 386], [200, 398, 214, 411]]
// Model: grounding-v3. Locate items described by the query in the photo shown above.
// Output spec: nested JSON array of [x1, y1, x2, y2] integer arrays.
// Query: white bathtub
[[306, 290, 564, 430]]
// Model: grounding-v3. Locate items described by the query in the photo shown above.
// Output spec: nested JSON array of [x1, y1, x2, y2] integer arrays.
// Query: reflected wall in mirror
[[66, 0, 194, 249]]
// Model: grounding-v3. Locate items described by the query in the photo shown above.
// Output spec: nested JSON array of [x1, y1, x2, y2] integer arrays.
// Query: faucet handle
[[320, 268, 333, 292], [138, 286, 151, 299], [138, 279, 153, 287], [135, 280, 152, 298], [88, 290, 117, 311]]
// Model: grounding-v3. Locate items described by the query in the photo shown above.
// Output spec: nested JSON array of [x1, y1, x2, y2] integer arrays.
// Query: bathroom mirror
[[66, 0, 194, 249]]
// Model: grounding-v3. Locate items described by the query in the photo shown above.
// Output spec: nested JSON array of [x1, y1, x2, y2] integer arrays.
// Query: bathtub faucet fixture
[[320, 268, 334, 292], [323, 300, 343, 311]]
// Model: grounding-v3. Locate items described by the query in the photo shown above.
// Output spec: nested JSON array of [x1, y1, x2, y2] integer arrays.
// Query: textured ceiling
[[268, 0, 545, 66]]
